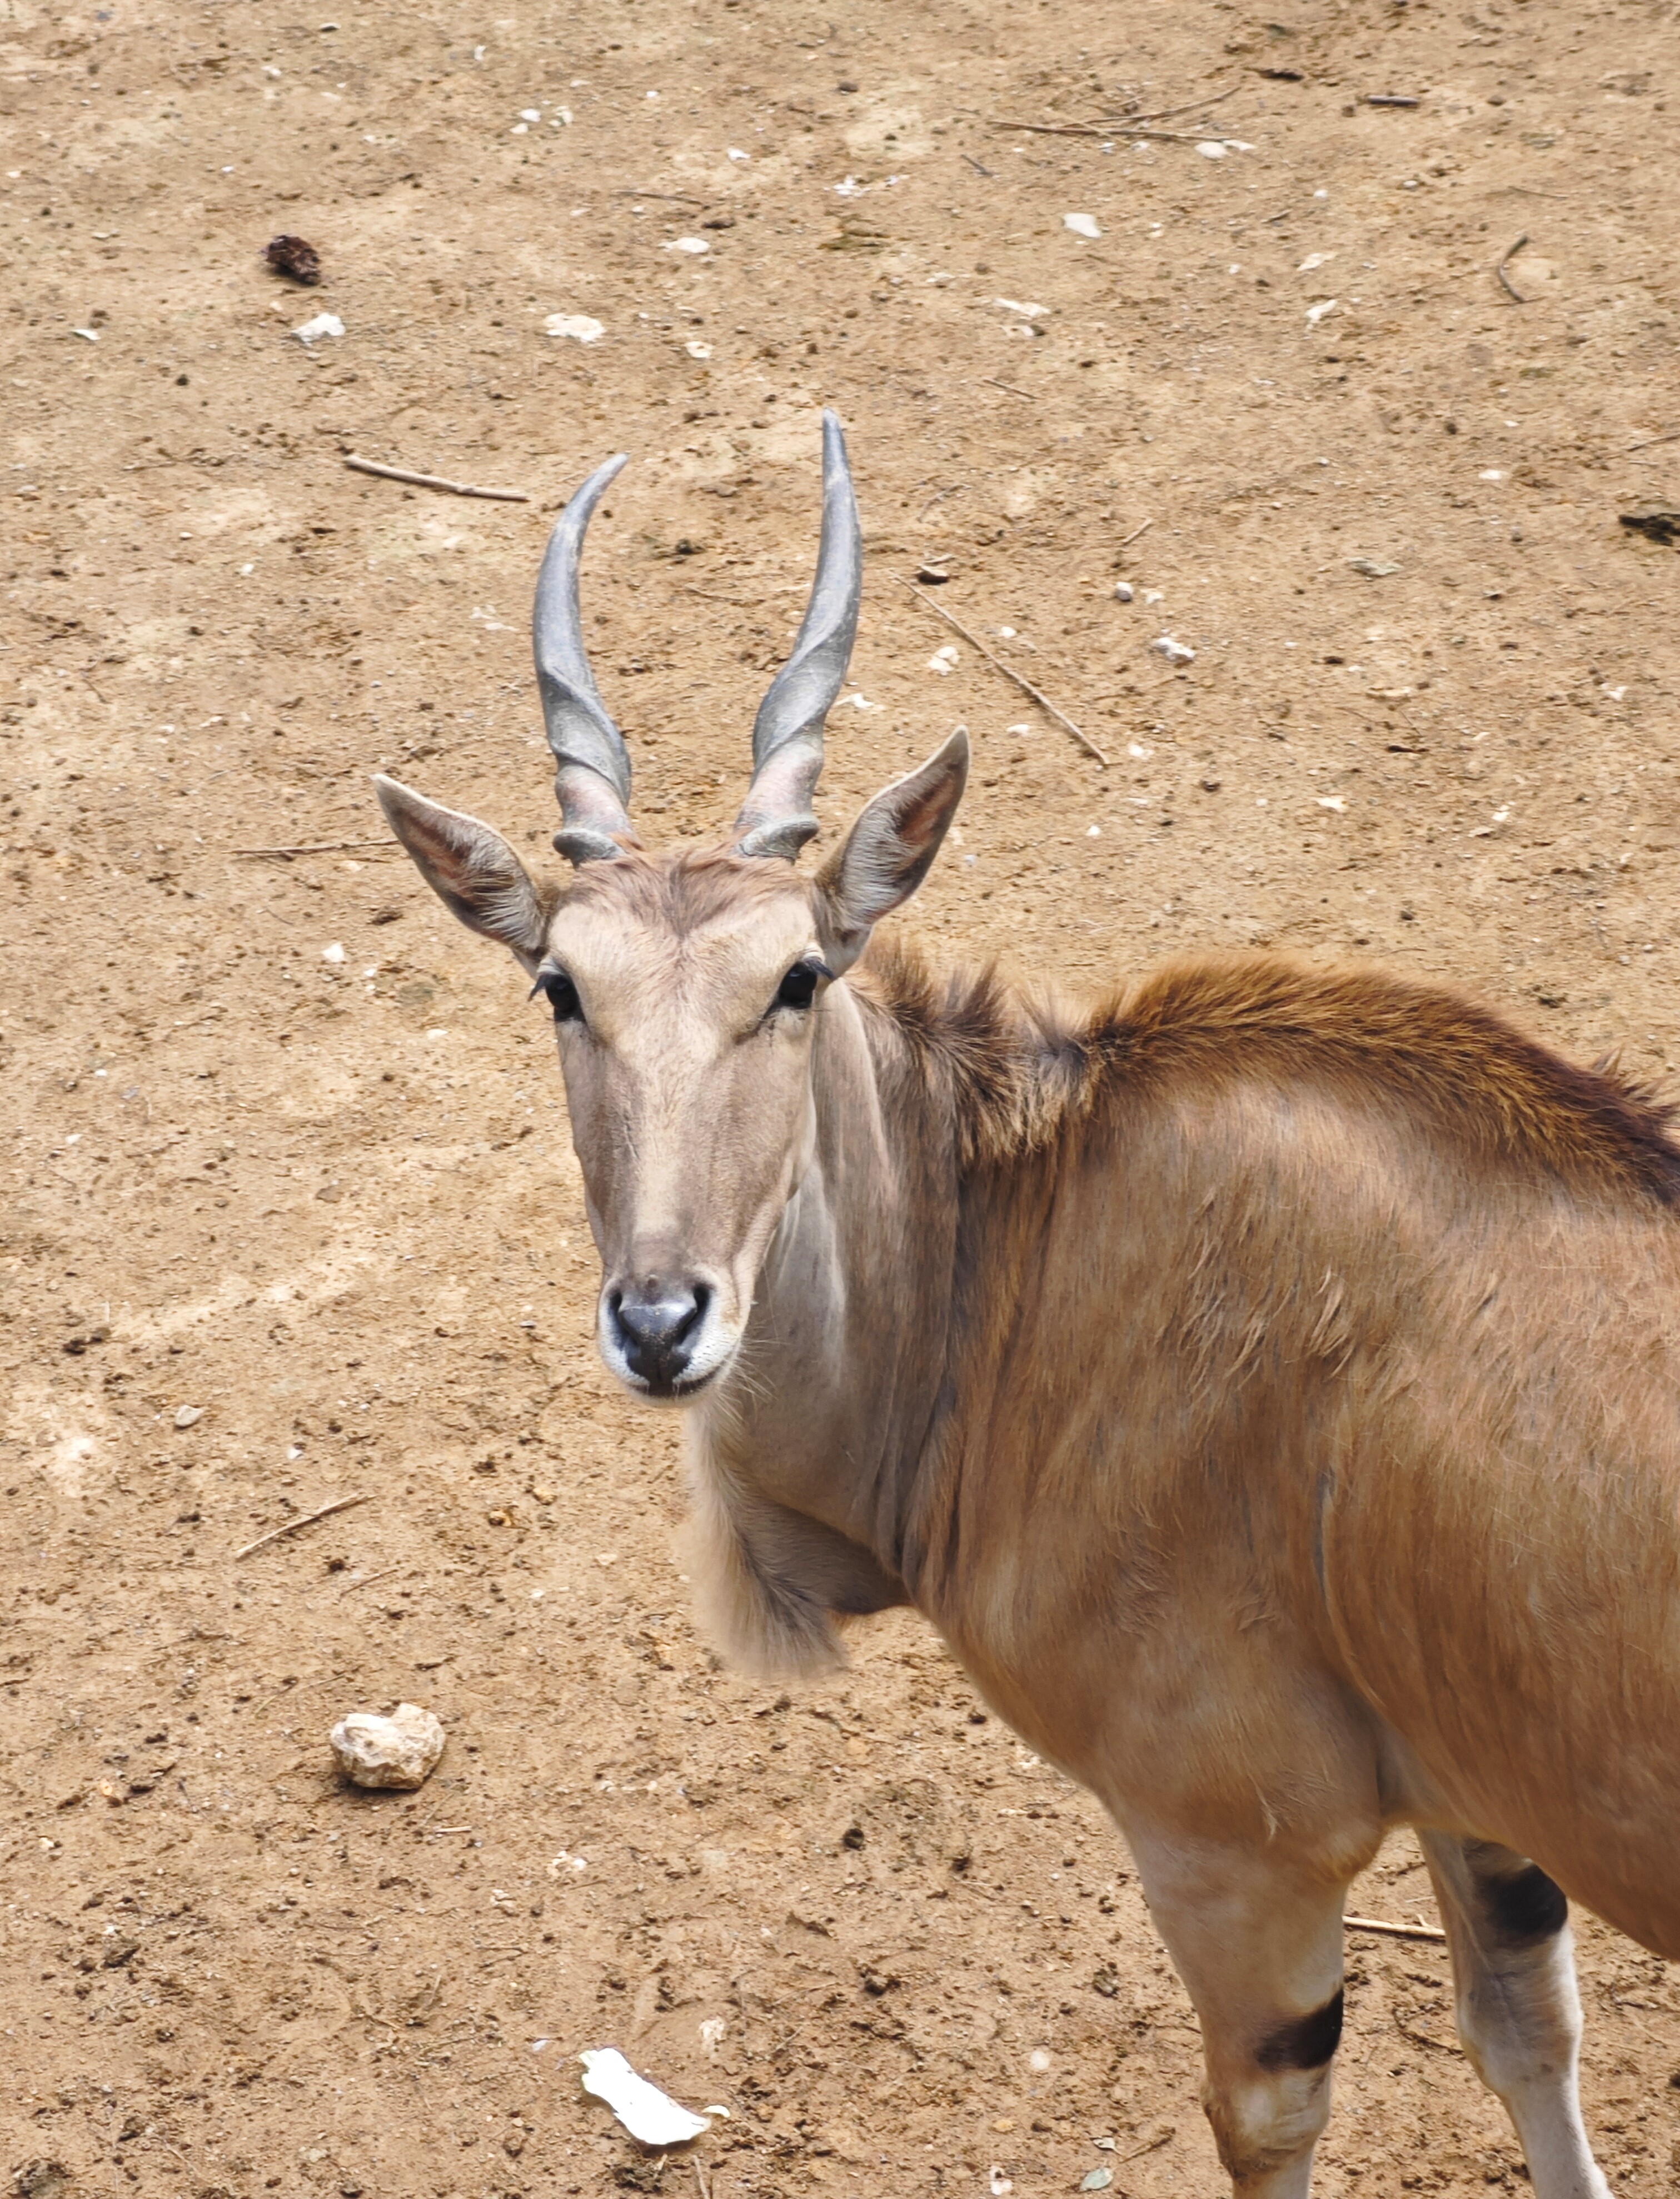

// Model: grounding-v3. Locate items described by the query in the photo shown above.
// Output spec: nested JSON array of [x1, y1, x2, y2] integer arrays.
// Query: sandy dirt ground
[[4, 0, 1680, 2192]]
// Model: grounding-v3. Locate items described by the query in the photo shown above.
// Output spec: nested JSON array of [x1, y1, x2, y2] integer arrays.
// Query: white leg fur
[[1129, 1830, 1352, 2199], [1422, 1833, 1610, 2199]]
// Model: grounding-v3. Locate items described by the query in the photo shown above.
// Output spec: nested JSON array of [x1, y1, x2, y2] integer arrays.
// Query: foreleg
[[1129, 1829, 1351, 2199]]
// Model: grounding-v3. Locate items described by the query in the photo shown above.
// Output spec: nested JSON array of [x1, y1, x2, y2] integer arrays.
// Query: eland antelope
[[374, 413, 1680, 2199]]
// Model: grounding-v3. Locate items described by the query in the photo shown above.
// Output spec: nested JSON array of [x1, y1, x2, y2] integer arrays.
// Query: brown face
[[536, 856, 835, 1399]]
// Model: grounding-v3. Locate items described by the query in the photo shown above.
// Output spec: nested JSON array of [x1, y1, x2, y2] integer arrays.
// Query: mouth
[[627, 1360, 727, 1404], [596, 1310, 741, 1402]]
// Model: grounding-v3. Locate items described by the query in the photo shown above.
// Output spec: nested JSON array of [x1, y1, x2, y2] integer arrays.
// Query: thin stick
[[991, 117, 1210, 143], [1118, 517, 1154, 550], [233, 1493, 370, 1563], [1106, 81, 1242, 126], [1628, 426, 1680, 453], [898, 580, 1109, 766], [1495, 232, 1530, 304], [1365, 93, 1420, 107], [961, 151, 994, 177], [694, 2161, 714, 2199], [982, 376, 1036, 400], [343, 454, 530, 503], [233, 838, 396, 859], [1117, 2127, 1175, 2163], [338, 1563, 398, 1600], [611, 187, 711, 205], [1345, 1914, 1447, 1943]]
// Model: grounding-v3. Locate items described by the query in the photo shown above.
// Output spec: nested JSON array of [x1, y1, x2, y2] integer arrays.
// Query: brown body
[[709, 940, 1680, 1954], [375, 415, 1668, 2199]]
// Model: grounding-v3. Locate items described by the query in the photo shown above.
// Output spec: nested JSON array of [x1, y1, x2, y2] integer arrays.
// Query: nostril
[[672, 1284, 707, 1346], [615, 1282, 704, 1354]]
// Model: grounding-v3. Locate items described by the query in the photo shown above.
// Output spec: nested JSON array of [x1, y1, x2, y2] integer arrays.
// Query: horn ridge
[[732, 409, 861, 861], [533, 452, 634, 860]]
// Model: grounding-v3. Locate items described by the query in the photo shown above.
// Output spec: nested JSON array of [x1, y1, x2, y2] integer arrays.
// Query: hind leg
[[1129, 1828, 1352, 2198], [1421, 1832, 1609, 2199]]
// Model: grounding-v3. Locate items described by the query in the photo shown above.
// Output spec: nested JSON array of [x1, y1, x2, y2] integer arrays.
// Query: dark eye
[[774, 962, 822, 1012], [536, 969, 583, 1024]]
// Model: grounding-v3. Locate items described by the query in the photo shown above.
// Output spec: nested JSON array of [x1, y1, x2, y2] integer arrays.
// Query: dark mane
[[854, 936, 1680, 1206]]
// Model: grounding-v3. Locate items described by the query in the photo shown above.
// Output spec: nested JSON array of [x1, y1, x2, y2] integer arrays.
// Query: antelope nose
[[609, 1280, 707, 1390]]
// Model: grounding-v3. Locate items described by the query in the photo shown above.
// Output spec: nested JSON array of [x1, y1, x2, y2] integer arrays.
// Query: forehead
[[546, 852, 818, 988]]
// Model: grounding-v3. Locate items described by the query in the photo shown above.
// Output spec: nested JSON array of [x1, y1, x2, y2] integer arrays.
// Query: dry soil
[[4, 0, 1680, 2195]]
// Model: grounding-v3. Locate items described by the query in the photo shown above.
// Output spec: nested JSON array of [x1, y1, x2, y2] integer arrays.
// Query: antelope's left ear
[[373, 774, 551, 964], [814, 728, 968, 974]]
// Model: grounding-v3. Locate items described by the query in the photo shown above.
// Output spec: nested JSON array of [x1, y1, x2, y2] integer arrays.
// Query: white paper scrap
[[545, 313, 604, 344], [293, 312, 345, 344], [579, 2048, 727, 2148]]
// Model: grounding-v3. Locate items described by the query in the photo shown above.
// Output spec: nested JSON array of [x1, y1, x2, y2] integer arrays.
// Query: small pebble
[[330, 1703, 446, 1791], [1114, 581, 1134, 602], [1063, 211, 1101, 238], [173, 1405, 203, 1429], [1152, 635, 1195, 666]]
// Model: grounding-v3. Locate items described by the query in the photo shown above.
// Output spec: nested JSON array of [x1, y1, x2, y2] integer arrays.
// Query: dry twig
[[1106, 81, 1242, 126], [234, 838, 396, 859], [338, 1564, 398, 1600], [1628, 426, 1680, 454], [898, 580, 1108, 765], [1365, 93, 1421, 107], [344, 454, 530, 503], [982, 376, 1036, 400], [1495, 232, 1531, 304], [991, 116, 1210, 143], [233, 1493, 370, 1563], [1116, 2127, 1175, 2163], [1345, 1914, 1447, 1943], [1118, 517, 1154, 550]]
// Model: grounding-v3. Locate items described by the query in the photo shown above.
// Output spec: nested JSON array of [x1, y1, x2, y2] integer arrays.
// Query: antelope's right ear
[[814, 728, 968, 974], [373, 774, 551, 964]]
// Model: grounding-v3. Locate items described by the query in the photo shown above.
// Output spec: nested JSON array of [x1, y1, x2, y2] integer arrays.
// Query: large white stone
[[329, 1703, 446, 1791]]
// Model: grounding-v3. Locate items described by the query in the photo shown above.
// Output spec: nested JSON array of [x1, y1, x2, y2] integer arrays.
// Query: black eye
[[536, 969, 583, 1024], [774, 962, 822, 1012]]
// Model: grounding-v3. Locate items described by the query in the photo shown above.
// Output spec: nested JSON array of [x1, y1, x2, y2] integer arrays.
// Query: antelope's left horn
[[534, 452, 637, 864], [731, 409, 862, 862]]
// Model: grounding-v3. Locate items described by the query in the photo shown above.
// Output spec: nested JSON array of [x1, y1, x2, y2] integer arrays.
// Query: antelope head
[[375, 414, 968, 1400]]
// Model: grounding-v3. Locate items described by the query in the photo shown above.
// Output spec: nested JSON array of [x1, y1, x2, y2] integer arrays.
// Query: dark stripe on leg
[[1256, 1988, 1344, 2072], [1481, 1864, 1567, 1948]]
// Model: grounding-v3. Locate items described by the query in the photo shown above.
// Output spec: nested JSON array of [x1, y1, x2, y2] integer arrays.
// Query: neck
[[688, 957, 966, 1670]]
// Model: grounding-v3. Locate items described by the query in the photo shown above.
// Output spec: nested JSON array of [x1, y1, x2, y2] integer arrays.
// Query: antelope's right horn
[[534, 452, 637, 864]]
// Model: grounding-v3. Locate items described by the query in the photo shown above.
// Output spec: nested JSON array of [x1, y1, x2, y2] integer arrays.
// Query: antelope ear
[[814, 728, 968, 974], [373, 774, 550, 964]]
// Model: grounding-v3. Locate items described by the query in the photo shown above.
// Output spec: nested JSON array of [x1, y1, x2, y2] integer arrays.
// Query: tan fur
[[386, 779, 1664, 2199]]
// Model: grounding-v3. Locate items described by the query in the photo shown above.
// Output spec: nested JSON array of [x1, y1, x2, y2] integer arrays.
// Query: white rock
[[1152, 635, 1195, 666], [1195, 140, 1228, 159], [293, 312, 345, 345], [1114, 581, 1134, 602], [173, 1405, 203, 1429], [664, 235, 709, 255], [685, 339, 712, 359], [1305, 298, 1338, 327], [545, 312, 604, 344], [330, 1703, 446, 1790], [1063, 211, 1101, 238]]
